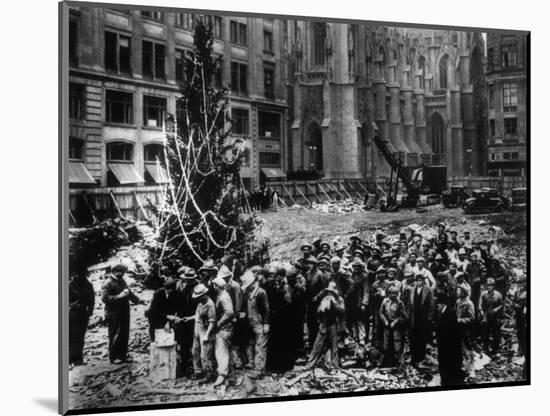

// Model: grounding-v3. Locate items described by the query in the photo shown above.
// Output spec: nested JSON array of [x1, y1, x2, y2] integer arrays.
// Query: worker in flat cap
[[408, 272, 435, 368], [317, 242, 332, 260], [370, 266, 389, 350], [456, 247, 470, 272], [479, 277, 504, 353], [296, 242, 313, 269], [347, 258, 370, 345], [455, 282, 475, 378], [198, 259, 218, 297], [386, 267, 402, 293], [210, 273, 234, 387], [191, 283, 216, 383], [306, 256, 331, 345], [101, 262, 143, 364], [380, 285, 408, 368]]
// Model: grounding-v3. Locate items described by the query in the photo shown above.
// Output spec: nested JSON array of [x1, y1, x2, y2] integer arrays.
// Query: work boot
[[197, 373, 215, 385], [212, 375, 226, 387]]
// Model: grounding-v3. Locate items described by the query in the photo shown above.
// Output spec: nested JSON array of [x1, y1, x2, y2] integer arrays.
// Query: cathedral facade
[[285, 23, 488, 179]]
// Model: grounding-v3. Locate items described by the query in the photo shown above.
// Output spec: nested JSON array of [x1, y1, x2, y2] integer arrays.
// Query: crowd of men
[[68, 222, 527, 388]]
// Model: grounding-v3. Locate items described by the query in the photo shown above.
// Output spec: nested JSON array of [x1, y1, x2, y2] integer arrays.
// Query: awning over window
[[260, 167, 286, 179], [108, 163, 144, 185], [69, 162, 96, 185], [145, 163, 169, 184]]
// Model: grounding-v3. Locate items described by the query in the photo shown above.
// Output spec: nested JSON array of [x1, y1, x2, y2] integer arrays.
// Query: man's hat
[[458, 248, 467, 255], [177, 265, 191, 274], [192, 283, 209, 299], [320, 242, 330, 250], [486, 277, 496, 286], [212, 276, 227, 288], [388, 285, 400, 294], [350, 234, 361, 241], [387, 267, 397, 275], [399, 229, 407, 235], [457, 282, 470, 296], [376, 265, 386, 274], [438, 222, 446, 228], [404, 270, 414, 277], [353, 249, 364, 256], [240, 270, 256, 290], [305, 255, 318, 264], [199, 259, 217, 272], [417, 256, 425, 262], [300, 243, 313, 251], [334, 242, 345, 252], [330, 256, 342, 264], [435, 253, 444, 261], [217, 265, 233, 280]]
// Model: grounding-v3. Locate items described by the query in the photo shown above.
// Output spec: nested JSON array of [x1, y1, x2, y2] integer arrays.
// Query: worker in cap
[[211, 270, 234, 387], [333, 242, 345, 255], [198, 259, 217, 287], [379, 283, 408, 367], [479, 277, 504, 353], [408, 270, 435, 367], [455, 280, 475, 377], [191, 283, 216, 383], [101, 261, 142, 364]]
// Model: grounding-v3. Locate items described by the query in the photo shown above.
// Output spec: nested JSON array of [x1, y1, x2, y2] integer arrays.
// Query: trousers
[[215, 329, 233, 377]]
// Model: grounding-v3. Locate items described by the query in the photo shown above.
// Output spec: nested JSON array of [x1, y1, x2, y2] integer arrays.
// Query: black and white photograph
[[60, 1, 529, 414]]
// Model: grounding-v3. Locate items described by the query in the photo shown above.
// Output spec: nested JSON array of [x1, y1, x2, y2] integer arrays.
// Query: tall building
[[485, 33, 528, 177], [68, 6, 288, 190], [285, 24, 488, 179]]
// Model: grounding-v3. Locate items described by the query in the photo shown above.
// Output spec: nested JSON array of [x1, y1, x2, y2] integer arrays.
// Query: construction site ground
[[68, 204, 527, 411]]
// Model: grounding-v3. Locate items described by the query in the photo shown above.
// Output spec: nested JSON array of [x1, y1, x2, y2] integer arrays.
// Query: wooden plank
[[282, 184, 298, 205], [69, 209, 77, 227], [295, 185, 312, 207], [356, 181, 369, 193], [109, 191, 125, 219], [339, 180, 353, 199], [328, 182, 344, 199], [306, 182, 323, 203], [317, 182, 332, 201], [82, 194, 99, 223], [134, 191, 150, 221]]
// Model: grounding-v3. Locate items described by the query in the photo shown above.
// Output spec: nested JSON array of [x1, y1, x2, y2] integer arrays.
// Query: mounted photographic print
[[59, 1, 530, 414]]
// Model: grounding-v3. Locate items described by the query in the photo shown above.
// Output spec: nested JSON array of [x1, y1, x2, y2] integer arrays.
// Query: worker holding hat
[[191, 284, 216, 383], [101, 262, 143, 364]]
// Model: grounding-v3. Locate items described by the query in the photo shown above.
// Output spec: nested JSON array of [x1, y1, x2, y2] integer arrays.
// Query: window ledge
[[142, 126, 163, 131], [104, 122, 137, 129]]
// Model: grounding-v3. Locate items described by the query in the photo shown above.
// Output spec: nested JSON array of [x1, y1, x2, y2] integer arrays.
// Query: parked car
[[510, 187, 527, 211], [442, 185, 469, 208], [463, 188, 509, 214]]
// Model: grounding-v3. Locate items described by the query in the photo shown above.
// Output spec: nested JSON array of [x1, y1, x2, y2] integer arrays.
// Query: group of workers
[[68, 222, 527, 388]]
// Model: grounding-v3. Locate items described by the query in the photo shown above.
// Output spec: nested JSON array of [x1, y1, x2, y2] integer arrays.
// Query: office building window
[[511, 152, 519, 159], [175, 49, 186, 83], [144, 143, 164, 162], [105, 31, 132, 74], [504, 118, 518, 139], [69, 18, 79, 66], [439, 54, 448, 89], [141, 11, 163, 21], [264, 67, 274, 99], [231, 108, 249, 136], [489, 84, 495, 109], [143, 95, 166, 128], [259, 152, 280, 167], [490, 119, 495, 139], [142, 40, 165, 80], [503, 82, 518, 112], [69, 83, 85, 120], [231, 62, 248, 95], [69, 137, 84, 160], [264, 30, 273, 52], [175, 13, 194, 28], [503, 152, 511, 160], [107, 142, 133, 162], [501, 44, 517, 68], [312, 22, 326, 66], [259, 112, 280, 139], [206, 15, 222, 38], [106, 90, 133, 124], [230, 21, 247, 45], [487, 47, 494, 71]]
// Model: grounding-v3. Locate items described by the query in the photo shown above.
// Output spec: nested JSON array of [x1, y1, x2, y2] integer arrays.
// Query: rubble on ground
[[310, 199, 364, 214]]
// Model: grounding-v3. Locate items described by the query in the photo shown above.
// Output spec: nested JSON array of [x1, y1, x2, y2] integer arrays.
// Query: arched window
[[312, 22, 326, 66], [439, 54, 448, 89], [418, 55, 425, 89], [429, 112, 445, 154]]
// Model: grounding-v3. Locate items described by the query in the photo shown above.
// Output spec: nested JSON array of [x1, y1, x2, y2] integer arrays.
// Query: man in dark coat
[[173, 269, 198, 375], [101, 263, 143, 364], [146, 278, 180, 341], [408, 273, 434, 367], [434, 293, 466, 386], [69, 270, 95, 366], [288, 263, 308, 358]]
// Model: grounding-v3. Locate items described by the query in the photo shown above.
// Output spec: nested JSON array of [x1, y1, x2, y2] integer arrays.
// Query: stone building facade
[[285, 24, 488, 179], [67, 6, 288, 189], [485, 33, 528, 177]]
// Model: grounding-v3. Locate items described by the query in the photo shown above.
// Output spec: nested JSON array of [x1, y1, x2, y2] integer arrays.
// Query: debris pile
[[310, 199, 363, 214]]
